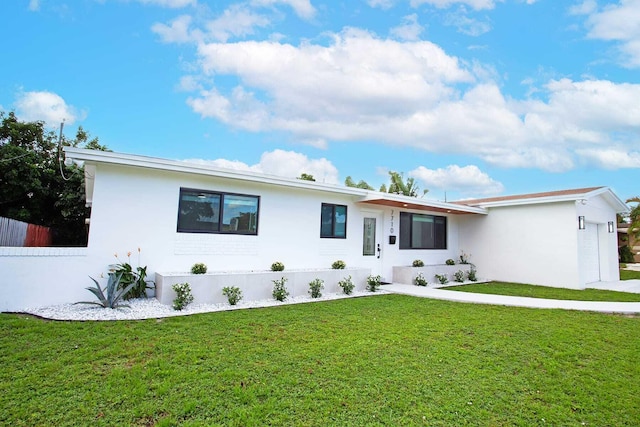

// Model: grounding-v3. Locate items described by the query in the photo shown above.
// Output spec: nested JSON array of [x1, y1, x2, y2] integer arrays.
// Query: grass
[[1, 295, 639, 426], [620, 268, 640, 281], [446, 281, 640, 302]]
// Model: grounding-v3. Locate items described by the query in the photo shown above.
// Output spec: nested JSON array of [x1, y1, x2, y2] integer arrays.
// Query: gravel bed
[[22, 290, 389, 321]]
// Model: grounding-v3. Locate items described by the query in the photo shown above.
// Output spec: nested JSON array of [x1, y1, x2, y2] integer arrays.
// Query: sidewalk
[[382, 283, 640, 314]]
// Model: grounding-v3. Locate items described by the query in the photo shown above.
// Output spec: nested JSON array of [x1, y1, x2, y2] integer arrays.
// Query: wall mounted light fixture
[[608, 221, 614, 233], [578, 216, 585, 230]]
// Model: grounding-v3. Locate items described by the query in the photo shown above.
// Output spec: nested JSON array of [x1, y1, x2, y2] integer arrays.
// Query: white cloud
[[152, 15, 194, 43], [390, 14, 424, 41], [410, 164, 504, 196], [28, 0, 40, 11], [205, 4, 270, 42], [444, 7, 492, 36], [183, 149, 340, 183], [174, 26, 640, 172], [14, 91, 81, 127], [368, 0, 396, 9], [575, 148, 640, 169], [251, 0, 316, 20], [410, 0, 500, 11], [136, 0, 196, 7], [580, 0, 640, 67]]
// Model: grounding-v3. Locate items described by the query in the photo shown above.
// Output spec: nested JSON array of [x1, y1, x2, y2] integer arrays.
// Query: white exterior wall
[[458, 196, 620, 289], [0, 163, 464, 311], [458, 202, 581, 288]]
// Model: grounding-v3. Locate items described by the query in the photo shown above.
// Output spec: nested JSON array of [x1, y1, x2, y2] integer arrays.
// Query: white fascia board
[[64, 147, 369, 198], [473, 188, 629, 213]]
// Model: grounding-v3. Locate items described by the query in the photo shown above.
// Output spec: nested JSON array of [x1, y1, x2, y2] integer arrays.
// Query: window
[[177, 188, 259, 235], [320, 203, 347, 238], [399, 212, 446, 249]]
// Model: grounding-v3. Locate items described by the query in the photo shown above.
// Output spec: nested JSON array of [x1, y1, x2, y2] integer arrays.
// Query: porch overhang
[[358, 194, 487, 215]]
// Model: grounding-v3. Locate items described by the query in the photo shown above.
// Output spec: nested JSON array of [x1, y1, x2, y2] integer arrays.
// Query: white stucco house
[[0, 148, 629, 312]]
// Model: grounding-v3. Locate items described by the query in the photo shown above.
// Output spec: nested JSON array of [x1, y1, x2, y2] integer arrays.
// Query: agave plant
[[76, 272, 136, 309]]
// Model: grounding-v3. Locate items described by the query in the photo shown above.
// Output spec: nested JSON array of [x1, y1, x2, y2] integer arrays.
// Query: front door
[[361, 212, 383, 277]]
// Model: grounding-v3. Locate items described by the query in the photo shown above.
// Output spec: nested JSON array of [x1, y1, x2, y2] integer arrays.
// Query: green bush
[[366, 275, 382, 292], [272, 277, 289, 301], [191, 263, 207, 274], [414, 273, 428, 286], [412, 259, 424, 267], [435, 274, 449, 284], [271, 261, 285, 272], [454, 270, 465, 283], [309, 278, 324, 298], [446, 259, 455, 265], [338, 275, 355, 295], [619, 245, 635, 264], [332, 260, 346, 269], [222, 286, 242, 305], [467, 268, 478, 282], [112, 249, 151, 299], [172, 282, 194, 310]]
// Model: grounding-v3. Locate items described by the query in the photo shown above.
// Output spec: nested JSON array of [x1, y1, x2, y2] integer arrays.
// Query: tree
[[385, 171, 428, 197], [0, 111, 108, 246], [344, 176, 374, 190], [298, 173, 315, 182], [627, 196, 640, 240]]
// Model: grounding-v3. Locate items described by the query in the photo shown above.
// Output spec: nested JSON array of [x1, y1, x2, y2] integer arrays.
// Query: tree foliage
[[0, 111, 108, 246], [344, 176, 374, 190], [298, 173, 315, 181], [627, 196, 640, 239], [385, 171, 427, 197]]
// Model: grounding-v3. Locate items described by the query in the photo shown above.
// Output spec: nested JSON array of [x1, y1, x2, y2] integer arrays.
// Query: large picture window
[[399, 212, 446, 249], [177, 188, 259, 235], [320, 203, 347, 238]]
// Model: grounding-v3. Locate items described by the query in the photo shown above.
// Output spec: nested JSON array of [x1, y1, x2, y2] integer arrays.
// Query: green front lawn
[[620, 268, 640, 281], [447, 281, 640, 301], [1, 295, 639, 426]]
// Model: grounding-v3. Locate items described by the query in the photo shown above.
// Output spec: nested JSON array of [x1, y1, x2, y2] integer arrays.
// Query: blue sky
[[1, 0, 639, 203]]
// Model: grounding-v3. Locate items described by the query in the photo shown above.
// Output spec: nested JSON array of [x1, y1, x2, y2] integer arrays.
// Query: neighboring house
[[618, 223, 640, 263], [0, 148, 629, 312]]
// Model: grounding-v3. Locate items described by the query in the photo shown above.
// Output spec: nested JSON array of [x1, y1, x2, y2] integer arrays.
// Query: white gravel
[[22, 290, 390, 321]]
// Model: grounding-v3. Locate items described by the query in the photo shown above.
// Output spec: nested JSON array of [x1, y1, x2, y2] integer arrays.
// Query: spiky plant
[[76, 272, 136, 309]]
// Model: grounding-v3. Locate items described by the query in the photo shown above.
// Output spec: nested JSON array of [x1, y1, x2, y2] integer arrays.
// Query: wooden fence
[[0, 217, 52, 247]]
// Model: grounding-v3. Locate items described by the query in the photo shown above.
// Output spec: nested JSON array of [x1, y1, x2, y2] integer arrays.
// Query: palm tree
[[627, 196, 640, 239], [387, 171, 427, 197]]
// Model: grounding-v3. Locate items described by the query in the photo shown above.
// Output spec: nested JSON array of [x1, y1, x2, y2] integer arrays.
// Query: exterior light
[[608, 221, 614, 233], [578, 216, 585, 230]]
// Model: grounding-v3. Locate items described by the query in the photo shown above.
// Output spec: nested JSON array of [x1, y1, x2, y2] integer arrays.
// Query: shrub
[[619, 245, 635, 264], [338, 275, 355, 295], [272, 277, 290, 301], [112, 249, 151, 299], [309, 278, 324, 298], [454, 270, 465, 283], [76, 272, 135, 309], [172, 282, 194, 311], [459, 251, 470, 264], [222, 286, 242, 305], [332, 260, 346, 269], [446, 259, 455, 265], [271, 261, 285, 272], [366, 275, 382, 292], [435, 273, 449, 284], [191, 262, 207, 274], [412, 259, 424, 267], [467, 268, 478, 282], [414, 272, 428, 286]]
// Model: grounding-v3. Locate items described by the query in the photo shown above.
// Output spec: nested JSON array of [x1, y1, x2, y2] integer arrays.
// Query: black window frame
[[399, 212, 447, 249], [177, 188, 260, 235], [320, 203, 347, 239]]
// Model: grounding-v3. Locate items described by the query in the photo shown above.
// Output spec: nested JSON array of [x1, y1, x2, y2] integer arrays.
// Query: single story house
[[0, 148, 629, 311]]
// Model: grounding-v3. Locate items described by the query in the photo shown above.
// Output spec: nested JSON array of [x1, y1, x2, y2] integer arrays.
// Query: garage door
[[581, 223, 600, 284]]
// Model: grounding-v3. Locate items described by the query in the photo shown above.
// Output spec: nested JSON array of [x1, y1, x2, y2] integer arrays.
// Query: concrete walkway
[[382, 282, 640, 314]]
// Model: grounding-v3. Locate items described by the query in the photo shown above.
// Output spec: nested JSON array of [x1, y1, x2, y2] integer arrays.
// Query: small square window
[[320, 203, 347, 238]]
